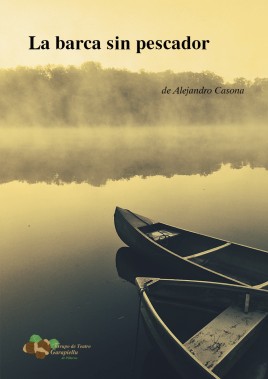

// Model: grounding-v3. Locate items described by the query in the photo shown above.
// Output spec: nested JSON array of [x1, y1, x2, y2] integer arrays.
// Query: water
[[1, 126, 268, 379]]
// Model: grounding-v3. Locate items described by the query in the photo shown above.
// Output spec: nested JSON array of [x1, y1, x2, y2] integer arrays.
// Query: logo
[[23, 334, 59, 360], [23, 334, 92, 360]]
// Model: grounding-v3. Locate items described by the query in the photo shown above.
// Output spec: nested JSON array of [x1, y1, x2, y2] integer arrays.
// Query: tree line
[[0, 62, 267, 126]]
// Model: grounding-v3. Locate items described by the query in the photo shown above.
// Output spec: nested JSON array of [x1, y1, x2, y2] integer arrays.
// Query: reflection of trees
[[0, 127, 267, 186], [0, 63, 267, 126]]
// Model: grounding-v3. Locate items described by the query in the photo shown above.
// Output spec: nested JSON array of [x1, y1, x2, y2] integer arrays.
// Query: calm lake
[[1, 126, 268, 379]]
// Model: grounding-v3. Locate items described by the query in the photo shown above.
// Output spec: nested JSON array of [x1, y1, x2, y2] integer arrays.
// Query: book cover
[[1, 1, 267, 379]]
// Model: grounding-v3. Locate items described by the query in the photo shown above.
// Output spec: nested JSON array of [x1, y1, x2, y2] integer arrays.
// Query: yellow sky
[[1, 0, 267, 81]]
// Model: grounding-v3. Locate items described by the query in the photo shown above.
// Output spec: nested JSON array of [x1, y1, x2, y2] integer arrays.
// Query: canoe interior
[[139, 223, 268, 286], [144, 281, 268, 328], [140, 223, 223, 256], [190, 244, 268, 286], [142, 280, 268, 376], [148, 293, 224, 344]]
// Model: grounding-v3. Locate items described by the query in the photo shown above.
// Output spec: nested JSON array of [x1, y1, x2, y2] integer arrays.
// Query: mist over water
[[0, 125, 267, 185], [0, 64, 267, 127], [1, 124, 268, 379]]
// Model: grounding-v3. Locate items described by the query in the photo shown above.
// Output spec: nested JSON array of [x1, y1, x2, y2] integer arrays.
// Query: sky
[[1, 0, 268, 81]]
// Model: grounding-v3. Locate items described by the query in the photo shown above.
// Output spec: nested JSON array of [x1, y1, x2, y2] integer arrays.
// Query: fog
[[0, 126, 267, 186], [0, 62, 267, 127]]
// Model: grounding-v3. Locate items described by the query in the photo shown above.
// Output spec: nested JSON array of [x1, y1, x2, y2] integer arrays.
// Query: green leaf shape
[[29, 334, 42, 343], [49, 339, 60, 349]]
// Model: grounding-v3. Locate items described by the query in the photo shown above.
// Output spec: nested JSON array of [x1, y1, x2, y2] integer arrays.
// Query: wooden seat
[[184, 305, 267, 375]]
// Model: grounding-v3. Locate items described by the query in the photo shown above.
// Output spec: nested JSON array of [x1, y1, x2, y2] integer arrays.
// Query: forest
[[0, 62, 267, 126]]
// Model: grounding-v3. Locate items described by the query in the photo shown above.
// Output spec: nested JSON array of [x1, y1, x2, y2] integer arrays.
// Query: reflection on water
[[0, 126, 267, 185], [116, 247, 196, 283], [1, 126, 268, 379]]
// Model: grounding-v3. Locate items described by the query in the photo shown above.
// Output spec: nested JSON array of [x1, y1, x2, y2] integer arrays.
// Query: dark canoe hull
[[135, 278, 268, 379], [114, 207, 268, 287], [114, 207, 234, 284], [140, 293, 216, 379]]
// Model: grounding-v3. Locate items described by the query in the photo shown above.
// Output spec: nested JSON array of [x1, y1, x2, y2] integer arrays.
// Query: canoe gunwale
[[141, 290, 221, 379], [115, 207, 268, 288], [185, 242, 232, 260], [135, 228, 246, 286], [137, 278, 268, 305], [115, 208, 248, 286], [254, 281, 268, 289], [153, 221, 268, 255], [137, 278, 268, 379]]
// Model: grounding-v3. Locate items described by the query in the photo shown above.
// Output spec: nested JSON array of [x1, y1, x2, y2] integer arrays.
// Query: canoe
[[135, 277, 268, 379], [114, 207, 268, 288]]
